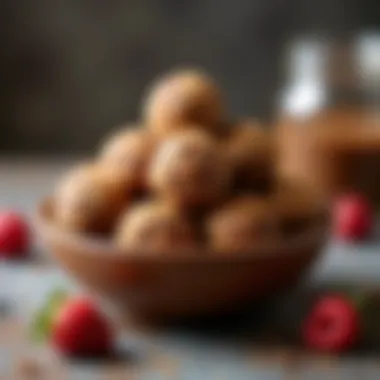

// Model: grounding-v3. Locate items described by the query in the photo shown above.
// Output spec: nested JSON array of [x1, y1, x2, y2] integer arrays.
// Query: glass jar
[[276, 33, 380, 204]]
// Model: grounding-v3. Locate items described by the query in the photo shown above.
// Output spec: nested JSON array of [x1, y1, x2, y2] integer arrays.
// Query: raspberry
[[0, 211, 30, 257], [302, 294, 360, 353], [52, 297, 113, 357], [333, 194, 372, 240]]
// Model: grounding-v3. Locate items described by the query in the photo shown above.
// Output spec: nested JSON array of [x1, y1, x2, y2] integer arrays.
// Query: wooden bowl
[[35, 198, 328, 322]]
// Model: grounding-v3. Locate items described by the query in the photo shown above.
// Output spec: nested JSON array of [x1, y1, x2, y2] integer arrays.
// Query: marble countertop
[[2, 158, 380, 379]]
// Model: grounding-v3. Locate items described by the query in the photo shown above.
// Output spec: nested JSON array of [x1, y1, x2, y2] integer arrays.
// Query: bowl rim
[[35, 197, 329, 263]]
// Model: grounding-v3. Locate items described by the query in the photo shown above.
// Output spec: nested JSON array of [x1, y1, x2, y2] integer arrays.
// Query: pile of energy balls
[[53, 69, 323, 255]]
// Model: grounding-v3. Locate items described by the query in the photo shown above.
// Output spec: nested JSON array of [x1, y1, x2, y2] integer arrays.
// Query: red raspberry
[[302, 294, 360, 353], [0, 211, 30, 257], [52, 297, 113, 357], [333, 194, 372, 240]]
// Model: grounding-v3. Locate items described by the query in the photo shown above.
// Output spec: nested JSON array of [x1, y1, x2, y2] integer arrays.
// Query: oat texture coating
[[207, 196, 276, 254], [143, 69, 225, 137], [99, 127, 156, 191], [54, 163, 127, 234], [115, 201, 197, 255], [148, 129, 231, 207]]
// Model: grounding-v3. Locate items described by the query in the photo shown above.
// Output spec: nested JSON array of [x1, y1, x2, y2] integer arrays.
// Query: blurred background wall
[[0, 0, 379, 154]]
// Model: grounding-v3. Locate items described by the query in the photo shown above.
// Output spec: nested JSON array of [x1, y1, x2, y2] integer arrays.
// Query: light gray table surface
[[2, 157, 380, 380]]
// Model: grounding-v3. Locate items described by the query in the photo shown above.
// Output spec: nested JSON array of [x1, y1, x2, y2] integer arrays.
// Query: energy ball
[[148, 130, 231, 208], [143, 69, 225, 137], [54, 163, 127, 234], [115, 201, 197, 255], [273, 178, 325, 236], [207, 196, 276, 255], [99, 127, 155, 191], [227, 120, 275, 193]]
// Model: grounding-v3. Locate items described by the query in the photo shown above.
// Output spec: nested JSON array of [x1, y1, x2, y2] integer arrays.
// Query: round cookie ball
[[148, 130, 231, 208], [99, 127, 155, 191], [207, 196, 276, 255], [115, 201, 197, 255], [227, 119, 275, 193], [54, 163, 127, 234], [143, 69, 225, 137], [272, 178, 325, 237]]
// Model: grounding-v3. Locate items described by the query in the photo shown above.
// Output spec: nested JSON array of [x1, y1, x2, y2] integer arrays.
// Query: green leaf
[[30, 288, 69, 344]]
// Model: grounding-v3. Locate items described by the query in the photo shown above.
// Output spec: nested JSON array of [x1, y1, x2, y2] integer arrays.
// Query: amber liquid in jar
[[276, 35, 380, 204]]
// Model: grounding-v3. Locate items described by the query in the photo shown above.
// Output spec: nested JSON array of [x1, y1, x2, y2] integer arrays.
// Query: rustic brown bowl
[[36, 198, 328, 322]]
